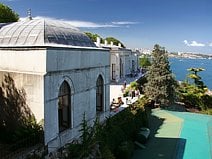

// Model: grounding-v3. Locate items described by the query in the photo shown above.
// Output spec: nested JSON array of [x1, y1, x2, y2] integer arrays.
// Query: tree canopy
[[84, 32, 125, 48], [0, 3, 19, 23], [187, 67, 206, 89], [144, 44, 177, 106], [177, 67, 211, 110], [139, 55, 151, 68], [105, 37, 125, 48], [85, 32, 104, 43]]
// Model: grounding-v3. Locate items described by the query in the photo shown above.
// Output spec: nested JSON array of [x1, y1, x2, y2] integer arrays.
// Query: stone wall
[[44, 48, 110, 152]]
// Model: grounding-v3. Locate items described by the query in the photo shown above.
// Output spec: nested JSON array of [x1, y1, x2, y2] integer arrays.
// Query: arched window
[[58, 81, 71, 132], [96, 75, 104, 112]]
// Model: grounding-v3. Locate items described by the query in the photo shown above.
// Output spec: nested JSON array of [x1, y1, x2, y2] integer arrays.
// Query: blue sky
[[2, 0, 212, 54]]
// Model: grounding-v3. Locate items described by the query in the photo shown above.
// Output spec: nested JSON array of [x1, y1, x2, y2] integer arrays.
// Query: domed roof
[[0, 18, 96, 47], [0, 23, 8, 29]]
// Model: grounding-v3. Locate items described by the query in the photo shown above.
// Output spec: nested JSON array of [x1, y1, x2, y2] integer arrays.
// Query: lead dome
[[0, 18, 96, 47]]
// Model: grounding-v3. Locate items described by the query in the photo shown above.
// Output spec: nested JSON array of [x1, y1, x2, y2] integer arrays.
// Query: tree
[[177, 67, 209, 109], [84, 32, 125, 48], [187, 67, 205, 89], [139, 55, 151, 68], [0, 3, 19, 23], [144, 44, 177, 106], [85, 32, 104, 43], [105, 37, 125, 48]]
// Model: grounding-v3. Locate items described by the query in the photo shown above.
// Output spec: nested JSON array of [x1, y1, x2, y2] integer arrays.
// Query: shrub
[[201, 94, 212, 109], [68, 143, 82, 158], [102, 123, 126, 152], [101, 145, 116, 159], [123, 89, 129, 97], [0, 117, 43, 144], [67, 101, 149, 158], [130, 81, 139, 90], [177, 82, 210, 110], [201, 108, 212, 115], [116, 140, 134, 159], [123, 81, 140, 97]]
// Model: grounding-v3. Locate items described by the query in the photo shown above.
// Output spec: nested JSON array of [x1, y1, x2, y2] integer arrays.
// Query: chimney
[[118, 43, 121, 47], [110, 41, 113, 46], [104, 40, 108, 46], [96, 36, 101, 47], [27, 9, 32, 20]]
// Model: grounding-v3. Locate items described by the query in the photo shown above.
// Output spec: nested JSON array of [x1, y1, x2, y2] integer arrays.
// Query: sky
[[1, 0, 212, 54]]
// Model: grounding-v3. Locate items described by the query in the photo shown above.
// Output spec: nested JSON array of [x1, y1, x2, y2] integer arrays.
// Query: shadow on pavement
[[132, 107, 186, 159]]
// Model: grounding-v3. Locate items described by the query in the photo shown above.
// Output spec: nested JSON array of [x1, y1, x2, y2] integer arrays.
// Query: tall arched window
[[96, 75, 104, 112], [58, 81, 71, 132]]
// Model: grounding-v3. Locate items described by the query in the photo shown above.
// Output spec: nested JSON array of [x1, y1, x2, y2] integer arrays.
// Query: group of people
[[129, 88, 140, 99], [122, 81, 140, 98], [111, 79, 141, 111], [110, 97, 124, 111]]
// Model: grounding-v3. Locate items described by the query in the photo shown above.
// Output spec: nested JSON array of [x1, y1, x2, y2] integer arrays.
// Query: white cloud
[[2, 0, 19, 1], [112, 21, 139, 25], [183, 40, 189, 46], [209, 43, 212, 47], [19, 16, 138, 28], [64, 20, 118, 28], [183, 40, 205, 47], [190, 41, 205, 47]]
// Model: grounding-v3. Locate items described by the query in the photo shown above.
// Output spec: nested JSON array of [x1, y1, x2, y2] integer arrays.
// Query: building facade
[[95, 38, 139, 82], [0, 18, 110, 151]]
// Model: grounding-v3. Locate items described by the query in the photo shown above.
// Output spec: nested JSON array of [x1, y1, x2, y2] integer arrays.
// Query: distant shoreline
[[168, 52, 212, 59]]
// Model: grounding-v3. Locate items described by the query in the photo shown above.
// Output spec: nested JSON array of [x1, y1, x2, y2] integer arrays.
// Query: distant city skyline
[[2, 0, 212, 54]]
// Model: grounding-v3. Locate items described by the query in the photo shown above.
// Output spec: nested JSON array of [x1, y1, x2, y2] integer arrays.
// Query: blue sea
[[169, 58, 212, 89]]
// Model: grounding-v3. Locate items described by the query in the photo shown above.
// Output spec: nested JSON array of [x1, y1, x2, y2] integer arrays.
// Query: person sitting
[[110, 98, 119, 110], [110, 97, 124, 109], [117, 97, 124, 106]]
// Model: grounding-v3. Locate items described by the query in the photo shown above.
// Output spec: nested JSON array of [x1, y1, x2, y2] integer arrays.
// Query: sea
[[169, 58, 212, 90]]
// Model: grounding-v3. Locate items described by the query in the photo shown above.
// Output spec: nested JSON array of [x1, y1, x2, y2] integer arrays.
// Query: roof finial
[[27, 9, 32, 20]]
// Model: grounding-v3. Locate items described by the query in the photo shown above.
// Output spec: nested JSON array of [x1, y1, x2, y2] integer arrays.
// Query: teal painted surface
[[170, 111, 212, 159], [208, 119, 212, 159]]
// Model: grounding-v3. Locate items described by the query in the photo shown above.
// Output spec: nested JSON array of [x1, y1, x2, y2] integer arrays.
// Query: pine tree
[[144, 44, 177, 106], [187, 67, 206, 89]]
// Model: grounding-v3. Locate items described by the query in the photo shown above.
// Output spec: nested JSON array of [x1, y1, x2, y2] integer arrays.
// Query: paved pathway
[[110, 74, 142, 102]]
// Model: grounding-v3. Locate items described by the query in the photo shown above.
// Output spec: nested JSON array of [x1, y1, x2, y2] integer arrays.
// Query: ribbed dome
[[0, 18, 96, 47], [0, 23, 8, 29]]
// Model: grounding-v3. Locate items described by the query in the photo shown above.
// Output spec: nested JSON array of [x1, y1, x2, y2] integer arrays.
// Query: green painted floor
[[132, 109, 212, 159], [132, 109, 184, 159]]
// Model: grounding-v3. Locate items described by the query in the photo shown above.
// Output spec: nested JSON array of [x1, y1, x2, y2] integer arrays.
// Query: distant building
[[95, 37, 139, 82], [138, 48, 152, 55], [0, 18, 110, 152]]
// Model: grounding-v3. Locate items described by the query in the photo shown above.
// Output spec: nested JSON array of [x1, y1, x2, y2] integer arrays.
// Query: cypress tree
[[144, 44, 177, 106]]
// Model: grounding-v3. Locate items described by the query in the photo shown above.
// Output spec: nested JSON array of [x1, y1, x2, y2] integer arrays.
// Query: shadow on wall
[[0, 74, 35, 133]]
